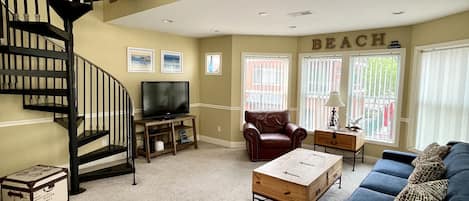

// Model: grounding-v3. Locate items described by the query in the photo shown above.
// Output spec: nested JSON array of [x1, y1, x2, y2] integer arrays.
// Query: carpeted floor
[[71, 142, 373, 201]]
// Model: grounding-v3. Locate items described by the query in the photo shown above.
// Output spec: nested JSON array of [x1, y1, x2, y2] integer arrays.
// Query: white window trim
[[240, 52, 292, 130], [205, 52, 222, 75], [298, 48, 406, 147], [408, 39, 469, 151]]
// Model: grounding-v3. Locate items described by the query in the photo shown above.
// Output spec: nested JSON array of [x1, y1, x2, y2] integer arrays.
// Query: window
[[242, 54, 290, 113], [413, 42, 469, 150], [206, 52, 222, 75], [253, 68, 282, 85], [298, 56, 342, 131], [348, 54, 401, 144], [298, 49, 404, 145]]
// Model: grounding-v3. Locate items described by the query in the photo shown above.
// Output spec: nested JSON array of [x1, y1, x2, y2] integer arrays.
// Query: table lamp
[[325, 91, 345, 130]]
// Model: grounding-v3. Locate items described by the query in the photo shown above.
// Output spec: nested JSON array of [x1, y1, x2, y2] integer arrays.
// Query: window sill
[[364, 139, 399, 148]]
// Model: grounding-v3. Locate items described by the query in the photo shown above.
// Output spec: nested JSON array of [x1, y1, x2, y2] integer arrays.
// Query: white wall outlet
[[217, 126, 222, 133]]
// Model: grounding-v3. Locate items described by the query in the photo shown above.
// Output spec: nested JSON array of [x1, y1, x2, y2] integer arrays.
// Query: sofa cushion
[[412, 143, 449, 166], [446, 170, 469, 201], [359, 172, 407, 196], [259, 133, 291, 148], [372, 159, 414, 179], [408, 159, 446, 184], [346, 187, 395, 201], [395, 179, 448, 201], [444, 143, 469, 178]]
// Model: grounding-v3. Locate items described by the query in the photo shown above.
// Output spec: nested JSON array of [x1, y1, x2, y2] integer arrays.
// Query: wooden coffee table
[[252, 148, 342, 201]]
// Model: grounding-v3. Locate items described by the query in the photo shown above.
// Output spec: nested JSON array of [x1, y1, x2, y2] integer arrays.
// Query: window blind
[[298, 56, 342, 131], [348, 54, 400, 143], [415, 46, 469, 150], [243, 55, 289, 112]]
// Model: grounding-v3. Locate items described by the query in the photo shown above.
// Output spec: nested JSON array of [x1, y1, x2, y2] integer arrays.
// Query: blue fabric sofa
[[347, 142, 469, 201]]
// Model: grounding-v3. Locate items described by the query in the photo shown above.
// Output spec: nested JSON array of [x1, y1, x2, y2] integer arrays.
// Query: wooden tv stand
[[133, 115, 198, 163]]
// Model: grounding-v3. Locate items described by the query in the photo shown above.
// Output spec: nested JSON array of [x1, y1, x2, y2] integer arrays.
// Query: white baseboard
[[302, 143, 379, 164], [0, 117, 53, 128], [198, 135, 245, 148]]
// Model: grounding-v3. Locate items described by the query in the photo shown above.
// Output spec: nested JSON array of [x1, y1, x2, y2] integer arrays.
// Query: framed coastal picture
[[127, 47, 154, 73], [205, 52, 222, 75], [161, 50, 183, 73]]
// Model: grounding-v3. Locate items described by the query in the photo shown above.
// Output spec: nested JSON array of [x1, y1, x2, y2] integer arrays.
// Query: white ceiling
[[110, 0, 469, 38]]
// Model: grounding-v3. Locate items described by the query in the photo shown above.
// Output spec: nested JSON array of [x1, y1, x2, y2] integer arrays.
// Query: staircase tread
[[49, 0, 93, 22], [26, 102, 67, 107], [78, 130, 110, 147], [0, 89, 67, 96], [0, 69, 67, 78], [24, 103, 69, 114], [79, 163, 133, 183], [79, 145, 128, 165], [55, 116, 84, 129], [0, 46, 68, 60], [9, 21, 69, 41]]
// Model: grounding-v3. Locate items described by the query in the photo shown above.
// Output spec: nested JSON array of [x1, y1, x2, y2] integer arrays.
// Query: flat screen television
[[141, 81, 189, 120]]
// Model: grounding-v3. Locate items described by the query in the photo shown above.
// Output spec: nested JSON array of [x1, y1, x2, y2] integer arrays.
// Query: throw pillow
[[408, 159, 446, 184], [412, 143, 449, 166], [395, 179, 448, 201]]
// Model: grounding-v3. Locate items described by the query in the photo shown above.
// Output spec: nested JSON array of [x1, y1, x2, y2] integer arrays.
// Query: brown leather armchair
[[243, 110, 307, 161]]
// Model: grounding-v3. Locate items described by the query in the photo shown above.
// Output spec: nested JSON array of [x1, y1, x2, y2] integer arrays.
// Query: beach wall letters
[[312, 33, 386, 50]]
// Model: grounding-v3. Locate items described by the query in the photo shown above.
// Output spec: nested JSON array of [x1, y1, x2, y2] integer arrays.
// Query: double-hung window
[[298, 56, 342, 130], [412, 41, 469, 150], [242, 54, 290, 115], [348, 54, 402, 144], [298, 49, 404, 145]]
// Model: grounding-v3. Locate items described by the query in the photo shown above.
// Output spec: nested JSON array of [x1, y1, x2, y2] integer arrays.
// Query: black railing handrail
[[0, 0, 135, 116], [0, 0, 137, 193], [50, 40, 136, 116]]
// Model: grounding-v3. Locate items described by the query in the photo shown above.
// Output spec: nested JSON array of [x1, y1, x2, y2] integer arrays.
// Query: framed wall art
[[161, 50, 183, 73], [205, 52, 222, 75], [127, 47, 155, 73]]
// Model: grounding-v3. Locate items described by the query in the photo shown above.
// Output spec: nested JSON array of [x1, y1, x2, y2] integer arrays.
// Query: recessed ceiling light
[[392, 11, 405, 15], [288, 25, 297, 29], [213, 29, 220, 33], [258, 12, 269, 16], [162, 19, 174, 23]]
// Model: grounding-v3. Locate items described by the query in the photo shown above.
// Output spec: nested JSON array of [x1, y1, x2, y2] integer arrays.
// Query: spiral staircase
[[0, 0, 136, 194]]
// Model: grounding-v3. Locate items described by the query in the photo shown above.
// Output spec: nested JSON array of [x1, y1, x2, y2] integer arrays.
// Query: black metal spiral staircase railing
[[0, 0, 136, 194]]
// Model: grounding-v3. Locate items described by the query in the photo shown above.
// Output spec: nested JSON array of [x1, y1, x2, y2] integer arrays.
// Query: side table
[[314, 128, 365, 171]]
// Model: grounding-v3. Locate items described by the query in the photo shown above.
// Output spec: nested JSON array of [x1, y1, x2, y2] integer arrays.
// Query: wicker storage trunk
[[1, 165, 68, 201]]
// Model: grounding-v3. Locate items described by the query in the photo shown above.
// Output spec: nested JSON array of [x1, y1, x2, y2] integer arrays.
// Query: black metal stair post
[[64, 18, 82, 195]]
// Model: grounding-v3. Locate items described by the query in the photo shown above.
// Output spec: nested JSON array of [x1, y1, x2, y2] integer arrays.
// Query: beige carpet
[[71, 142, 373, 201]]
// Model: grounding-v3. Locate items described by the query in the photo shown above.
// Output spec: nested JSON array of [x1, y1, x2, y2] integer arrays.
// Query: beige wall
[[298, 26, 413, 158], [411, 11, 469, 46], [103, 0, 177, 22], [197, 11, 469, 158], [199, 36, 233, 106], [230, 35, 298, 141], [0, 2, 200, 176], [198, 35, 298, 142], [1, 3, 468, 177], [198, 36, 233, 140]]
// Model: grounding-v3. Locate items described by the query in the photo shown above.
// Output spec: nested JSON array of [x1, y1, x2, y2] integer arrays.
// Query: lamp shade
[[325, 91, 345, 107]]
